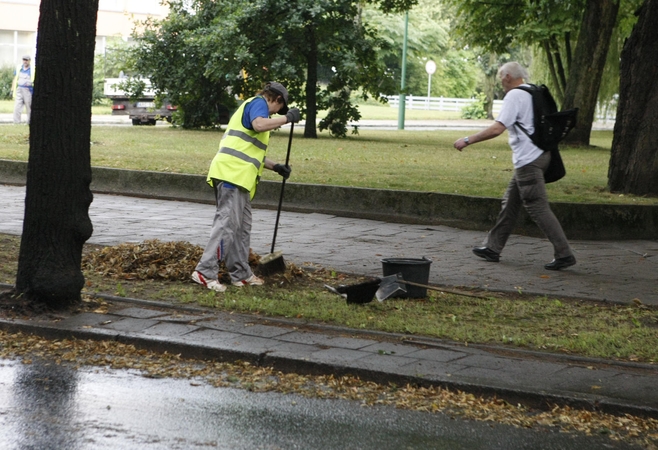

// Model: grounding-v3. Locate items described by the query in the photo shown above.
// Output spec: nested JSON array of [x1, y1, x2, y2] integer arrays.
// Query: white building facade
[[0, 0, 168, 68]]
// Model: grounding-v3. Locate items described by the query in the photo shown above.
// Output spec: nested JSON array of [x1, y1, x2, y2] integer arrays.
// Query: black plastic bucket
[[381, 257, 432, 298]]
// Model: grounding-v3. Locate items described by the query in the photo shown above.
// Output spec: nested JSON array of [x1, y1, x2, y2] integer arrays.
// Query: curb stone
[[0, 290, 656, 420]]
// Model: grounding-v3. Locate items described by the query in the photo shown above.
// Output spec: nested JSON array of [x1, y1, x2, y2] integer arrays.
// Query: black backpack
[[514, 84, 578, 182]]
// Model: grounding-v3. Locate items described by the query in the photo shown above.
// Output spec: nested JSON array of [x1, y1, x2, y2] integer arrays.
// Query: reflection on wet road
[[0, 358, 638, 449]]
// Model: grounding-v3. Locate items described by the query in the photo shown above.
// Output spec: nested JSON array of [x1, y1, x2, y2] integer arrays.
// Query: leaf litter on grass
[[76, 239, 658, 364]]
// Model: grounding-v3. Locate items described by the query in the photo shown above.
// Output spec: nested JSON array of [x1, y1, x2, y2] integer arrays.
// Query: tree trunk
[[304, 28, 318, 139], [16, 0, 99, 308], [562, 0, 619, 146], [608, 0, 658, 196], [542, 40, 564, 103], [483, 53, 496, 120]]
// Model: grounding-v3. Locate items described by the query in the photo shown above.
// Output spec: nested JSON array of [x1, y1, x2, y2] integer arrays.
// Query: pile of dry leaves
[[82, 239, 261, 282], [80, 239, 319, 286]]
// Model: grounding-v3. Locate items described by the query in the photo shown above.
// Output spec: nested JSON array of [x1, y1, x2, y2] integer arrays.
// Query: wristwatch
[[463, 136, 470, 145]]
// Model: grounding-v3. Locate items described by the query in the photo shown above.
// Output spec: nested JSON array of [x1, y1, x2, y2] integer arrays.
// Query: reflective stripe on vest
[[206, 97, 270, 199], [223, 129, 269, 151], [218, 146, 263, 170]]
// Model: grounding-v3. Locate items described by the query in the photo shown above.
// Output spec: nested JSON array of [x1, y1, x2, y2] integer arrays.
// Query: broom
[[258, 123, 294, 275]]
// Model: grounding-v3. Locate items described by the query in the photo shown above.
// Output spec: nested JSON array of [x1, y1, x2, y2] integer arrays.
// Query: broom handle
[[398, 279, 444, 291], [398, 279, 484, 299], [270, 123, 294, 253]]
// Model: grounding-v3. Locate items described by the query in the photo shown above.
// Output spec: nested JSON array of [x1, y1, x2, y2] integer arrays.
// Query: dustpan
[[325, 278, 382, 304], [376, 272, 473, 300], [375, 274, 408, 301]]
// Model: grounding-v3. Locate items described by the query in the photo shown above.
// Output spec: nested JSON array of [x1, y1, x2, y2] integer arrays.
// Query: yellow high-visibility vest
[[207, 96, 270, 199]]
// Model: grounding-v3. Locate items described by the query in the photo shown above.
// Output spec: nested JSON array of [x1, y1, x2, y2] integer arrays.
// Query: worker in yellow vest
[[192, 82, 301, 292], [12, 55, 35, 124]]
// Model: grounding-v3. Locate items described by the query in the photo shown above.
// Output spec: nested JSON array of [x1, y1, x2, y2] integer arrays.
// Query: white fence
[[385, 95, 503, 115], [385, 95, 618, 123]]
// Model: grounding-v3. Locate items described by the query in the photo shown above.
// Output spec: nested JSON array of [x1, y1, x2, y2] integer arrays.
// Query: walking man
[[453, 62, 576, 270], [12, 55, 34, 124]]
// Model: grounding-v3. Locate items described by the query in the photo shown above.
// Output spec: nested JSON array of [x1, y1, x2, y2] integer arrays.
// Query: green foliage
[[460, 92, 487, 119], [0, 67, 13, 100], [444, 0, 585, 54], [363, 0, 479, 98], [318, 88, 361, 136], [92, 39, 138, 105], [445, 0, 643, 114], [444, 0, 586, 97], [96, 39, 138, 79], [131, 2, 240, 129], [131, 0, 417, 135], [113, 77, 148, 102]]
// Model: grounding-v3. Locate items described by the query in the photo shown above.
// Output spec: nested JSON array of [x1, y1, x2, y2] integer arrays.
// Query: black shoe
[[544, 255, 576, 271], [472, 247, 500, 262]]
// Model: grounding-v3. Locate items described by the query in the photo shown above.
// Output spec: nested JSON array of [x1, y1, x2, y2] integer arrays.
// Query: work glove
[[273, 163, 292, 180], [285, 108, 301, 124]]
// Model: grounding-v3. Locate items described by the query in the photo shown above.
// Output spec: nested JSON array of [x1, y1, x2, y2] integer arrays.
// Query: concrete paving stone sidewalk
[[0, 183, 657, 418], [1, 184, 656, 305]]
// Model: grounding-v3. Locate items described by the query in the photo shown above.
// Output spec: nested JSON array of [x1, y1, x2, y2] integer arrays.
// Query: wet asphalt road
[[0, 358, 639, 450]]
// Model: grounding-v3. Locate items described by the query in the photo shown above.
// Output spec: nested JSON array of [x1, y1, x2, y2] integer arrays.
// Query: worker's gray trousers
[[195, 182, 254, 283], [484, 151, 573, 259], [13, 88, 32, 124]]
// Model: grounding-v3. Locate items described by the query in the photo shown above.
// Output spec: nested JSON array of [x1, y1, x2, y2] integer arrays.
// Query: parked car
[[104, 78, 231, 126], [104, 77, 175, 126]]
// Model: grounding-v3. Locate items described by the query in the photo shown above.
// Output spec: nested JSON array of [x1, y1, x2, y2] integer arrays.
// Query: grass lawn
[[0, 99, 111, 116], [1, 120, 651, 205]]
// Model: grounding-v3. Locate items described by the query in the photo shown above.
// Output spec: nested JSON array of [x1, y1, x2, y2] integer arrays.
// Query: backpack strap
[[510, 85, 537, 142], [514, 121, 532, 138]]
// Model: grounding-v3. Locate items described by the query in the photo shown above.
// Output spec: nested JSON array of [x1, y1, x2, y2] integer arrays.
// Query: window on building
[[99, 0, 164, 14], [0, 30, 36, 68]]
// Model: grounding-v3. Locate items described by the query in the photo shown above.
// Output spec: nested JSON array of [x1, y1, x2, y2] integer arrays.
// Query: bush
[[0, 66, 14, 100], [461, 92, 487, 120]]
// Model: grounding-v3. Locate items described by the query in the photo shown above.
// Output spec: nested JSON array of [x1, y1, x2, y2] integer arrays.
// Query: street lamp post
[[397, 11, 409, 130], [425, 60, 436, 110]]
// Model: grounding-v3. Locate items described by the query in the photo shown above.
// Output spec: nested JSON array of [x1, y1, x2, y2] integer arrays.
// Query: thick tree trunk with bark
[[15, 0, 99, 308], [483, 54, 497, 120], [562, 0, 619, 146], [608, 0, 658, 196]]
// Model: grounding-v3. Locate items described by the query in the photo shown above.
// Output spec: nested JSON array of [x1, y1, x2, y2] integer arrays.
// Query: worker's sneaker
[[231, 275, 264, 287], [191, 271, 226, 293]]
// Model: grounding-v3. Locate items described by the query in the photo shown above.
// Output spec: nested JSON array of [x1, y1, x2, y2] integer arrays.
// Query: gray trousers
[[195, 182, 254, 283], [485, 151, 572, 259], [13, 88, 32, 124]]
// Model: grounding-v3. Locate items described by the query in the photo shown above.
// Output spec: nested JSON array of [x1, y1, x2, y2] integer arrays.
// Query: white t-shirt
[[495, 85, 544, 168]]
